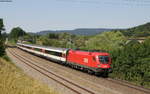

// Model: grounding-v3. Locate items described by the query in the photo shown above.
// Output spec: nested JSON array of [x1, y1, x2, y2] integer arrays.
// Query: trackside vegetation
[[110, 38, 150, 88], [0, 58, 57, 94]]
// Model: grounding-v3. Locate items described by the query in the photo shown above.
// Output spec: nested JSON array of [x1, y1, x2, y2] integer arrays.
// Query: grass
[[0, 58, 58, 94]]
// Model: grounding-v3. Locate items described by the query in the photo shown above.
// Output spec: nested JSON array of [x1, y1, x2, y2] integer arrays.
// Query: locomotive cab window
[[99, 56, 109, 64]]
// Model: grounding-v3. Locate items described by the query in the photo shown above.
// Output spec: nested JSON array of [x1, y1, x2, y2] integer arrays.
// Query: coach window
[[26, 46, 31, 49], [22, 45, 26, 48], [45, 50, 62, 57], [34, 48, 41, 52], [24, 46, 29, 49]]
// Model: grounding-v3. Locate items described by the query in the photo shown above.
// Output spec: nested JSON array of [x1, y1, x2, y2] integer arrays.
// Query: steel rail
[[106, 78, 150, 94]]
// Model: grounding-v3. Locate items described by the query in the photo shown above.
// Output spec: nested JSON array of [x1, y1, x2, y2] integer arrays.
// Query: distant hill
[[36, 28, 116, 35], [121, 22, 150, 37]]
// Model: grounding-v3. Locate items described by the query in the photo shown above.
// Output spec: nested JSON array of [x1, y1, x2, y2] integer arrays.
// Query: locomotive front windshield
[[99, 56, 109, 64]]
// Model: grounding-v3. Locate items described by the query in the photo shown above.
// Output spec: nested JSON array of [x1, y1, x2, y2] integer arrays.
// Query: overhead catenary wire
[[54, 0, 150, 7]]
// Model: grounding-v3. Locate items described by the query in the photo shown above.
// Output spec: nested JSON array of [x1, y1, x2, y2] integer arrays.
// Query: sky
[[0, 0, 150, 33]]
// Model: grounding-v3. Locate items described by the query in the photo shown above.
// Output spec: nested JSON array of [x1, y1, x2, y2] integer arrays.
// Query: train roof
[[17, 43, 69, 53], [72, 48, 107, 53], [17, 43, 108, 53]]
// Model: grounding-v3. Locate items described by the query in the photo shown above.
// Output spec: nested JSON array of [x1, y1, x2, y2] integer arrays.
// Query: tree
[[0, 18, 5, 37], [86, 31, 126, 51], [0, 18, 5, 56], [9, 27, 26, 42], [48, 33, 59, 39]]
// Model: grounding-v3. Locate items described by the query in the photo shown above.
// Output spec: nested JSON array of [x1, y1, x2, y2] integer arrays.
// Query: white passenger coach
[[17, 43, 68, 62]]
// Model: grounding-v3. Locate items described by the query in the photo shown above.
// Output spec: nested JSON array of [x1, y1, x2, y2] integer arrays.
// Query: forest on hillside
[[121, 23, 150, 37], [6, 22, 150, 89]]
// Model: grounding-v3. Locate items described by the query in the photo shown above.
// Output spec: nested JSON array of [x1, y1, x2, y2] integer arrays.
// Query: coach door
[[61, 51, 66, 62]]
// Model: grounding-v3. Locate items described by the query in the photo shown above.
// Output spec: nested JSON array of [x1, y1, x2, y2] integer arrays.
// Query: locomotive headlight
[[96, 56, 99, 59], [98, 65, 101, 67]]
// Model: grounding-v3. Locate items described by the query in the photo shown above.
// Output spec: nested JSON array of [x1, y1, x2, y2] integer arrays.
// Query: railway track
[[7, 48, 96, 94], [7, 47, 150, 94], [106, 78, 150, 94]]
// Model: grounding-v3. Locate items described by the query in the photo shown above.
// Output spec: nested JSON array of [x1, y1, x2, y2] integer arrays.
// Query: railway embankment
[[0, 57, 57, 94]]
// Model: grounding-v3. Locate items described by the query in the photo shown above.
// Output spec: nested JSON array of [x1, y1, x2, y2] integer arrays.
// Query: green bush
[[0, 41, 5, 57], [110, 38, 150, 88]]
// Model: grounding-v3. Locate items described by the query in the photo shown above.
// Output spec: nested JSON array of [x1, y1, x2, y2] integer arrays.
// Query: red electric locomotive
[[66, 49, 112, 75]]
